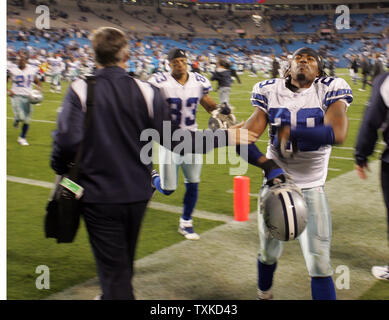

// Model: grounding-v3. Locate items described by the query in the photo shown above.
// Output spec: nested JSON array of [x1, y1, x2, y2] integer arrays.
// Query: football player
[[7, 55, 41, 146], [47, 52, 64, 93], [148, 48, 228, 240], [236, 47, 353, 300]]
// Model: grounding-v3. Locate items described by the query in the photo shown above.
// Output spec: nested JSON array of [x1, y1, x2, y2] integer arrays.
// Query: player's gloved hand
[[209, 103, 237, 130], [219, 102, 231, 115], [261, 159, 287, 187], [275, 125, 297, 159]]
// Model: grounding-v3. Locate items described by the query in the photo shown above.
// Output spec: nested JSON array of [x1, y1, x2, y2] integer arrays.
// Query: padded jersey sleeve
[[322, 77, 353, 111], [250, 81, 269, 115]]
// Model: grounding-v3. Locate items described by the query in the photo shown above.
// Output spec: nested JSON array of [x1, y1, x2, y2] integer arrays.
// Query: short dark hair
[[91, 27, 128, 67]]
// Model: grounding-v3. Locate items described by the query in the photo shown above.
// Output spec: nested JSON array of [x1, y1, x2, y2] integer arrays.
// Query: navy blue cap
[[167, 48, 187, 61]]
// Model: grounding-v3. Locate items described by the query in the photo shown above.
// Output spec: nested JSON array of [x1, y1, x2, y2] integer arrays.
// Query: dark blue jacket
[[355, 72, 389, 165], [211, 68, 232, 89]]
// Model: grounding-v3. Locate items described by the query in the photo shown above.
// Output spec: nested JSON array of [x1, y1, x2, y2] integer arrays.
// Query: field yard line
[[6, 175, 230, 223], [45, 160, 387, 300], [7, 175, 54, 189], [7, 117, 56, 124]]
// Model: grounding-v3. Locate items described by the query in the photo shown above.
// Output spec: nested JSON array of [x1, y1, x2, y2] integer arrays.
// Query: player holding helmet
[[237, 47, 353, 300]]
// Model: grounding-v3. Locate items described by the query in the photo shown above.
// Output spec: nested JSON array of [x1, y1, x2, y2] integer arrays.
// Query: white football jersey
[[48, 57, 64, 74], [251, 77, 353, 188], [27, 59, 41, 68], [67, 60, 81, 72], [8, 65, 39, 96], [148, 72, 212, 131]]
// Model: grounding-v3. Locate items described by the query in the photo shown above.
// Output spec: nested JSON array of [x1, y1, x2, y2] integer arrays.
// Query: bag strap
[[68, 75, 96, 181]]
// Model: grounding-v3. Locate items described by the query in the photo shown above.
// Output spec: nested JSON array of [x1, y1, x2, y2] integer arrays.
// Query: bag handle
[[68, 75, 96, 181]]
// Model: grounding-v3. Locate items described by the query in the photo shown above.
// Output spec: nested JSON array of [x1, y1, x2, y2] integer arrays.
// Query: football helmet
[[208, 103, 237, 131], [29, 89, 43, 104], [260, 175, 308, 241]]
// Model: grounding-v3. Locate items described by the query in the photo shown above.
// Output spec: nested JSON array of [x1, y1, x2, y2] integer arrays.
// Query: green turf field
[[6, 70, 388, 299]]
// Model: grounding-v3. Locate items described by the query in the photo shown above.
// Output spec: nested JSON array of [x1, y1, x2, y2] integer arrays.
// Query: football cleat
[[17, 137, 29, 146], [371, 265, 389, 281], [257, 288, 273, 300], [179, 218, 200, 240], [151, 169, 159, 187]]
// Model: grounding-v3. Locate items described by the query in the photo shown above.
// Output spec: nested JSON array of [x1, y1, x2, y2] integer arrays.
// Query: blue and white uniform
[[148, 71, 212, 190], [251, 76, 353, 277], [8, 64, 39, 124]]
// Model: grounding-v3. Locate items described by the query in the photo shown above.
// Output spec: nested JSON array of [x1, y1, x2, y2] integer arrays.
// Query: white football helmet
[[29, 89, 43, 104], [260, 176, 308, 241]]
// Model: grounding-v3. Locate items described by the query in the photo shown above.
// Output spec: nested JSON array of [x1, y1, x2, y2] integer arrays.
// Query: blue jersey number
[[166, 97, 199, 127], [195, 74, 206, 83], [14, 75, 33, 88], [269, 107, 324, 152], [155, 73, 167, 84], [258, 79, 276, 88]]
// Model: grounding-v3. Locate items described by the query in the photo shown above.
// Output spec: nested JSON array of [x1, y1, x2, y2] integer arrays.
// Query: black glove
[[261, 159, 287, 187], [219, 102, 231, 115]]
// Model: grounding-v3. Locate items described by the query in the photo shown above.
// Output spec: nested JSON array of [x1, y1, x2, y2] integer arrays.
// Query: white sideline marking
[[7, 175, 54, 189], [226, 189, 259, 198], [6, 175, 231, 223], [7, 117, 56, 124]]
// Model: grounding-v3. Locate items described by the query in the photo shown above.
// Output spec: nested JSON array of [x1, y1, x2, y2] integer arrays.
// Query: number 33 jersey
[[251, 77, 353, 189], [148, 72, 212, 131]]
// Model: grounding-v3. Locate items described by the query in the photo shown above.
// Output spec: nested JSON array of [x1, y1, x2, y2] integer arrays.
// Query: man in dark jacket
[[355, 72, 389, 281], [359, 55, 371, 91], [350, 55, 359, 84], [271, 54, 280, 78], [371, 52, 385, 83], [50, 27, 257, 300], [211, 57, 232, 105]]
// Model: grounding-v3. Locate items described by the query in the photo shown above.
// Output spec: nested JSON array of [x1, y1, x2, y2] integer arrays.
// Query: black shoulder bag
[[45, 76, 96, 243]]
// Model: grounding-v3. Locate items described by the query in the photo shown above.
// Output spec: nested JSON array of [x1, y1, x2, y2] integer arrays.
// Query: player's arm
[[236, 108, 285, 181], [324, 100, 348, 144], [34, 75, 42, 90], [199, 94, 218, 114], [7, 71, 14, 97]]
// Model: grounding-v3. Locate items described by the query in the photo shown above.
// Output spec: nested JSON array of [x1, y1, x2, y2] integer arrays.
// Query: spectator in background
[[211, 57, 233, 105], [229, 55, 241, 84], [271, 54, 280, 78], [359, 55, 371, 92], [371, 52, 385, 83], [350, 55, 359, 84]]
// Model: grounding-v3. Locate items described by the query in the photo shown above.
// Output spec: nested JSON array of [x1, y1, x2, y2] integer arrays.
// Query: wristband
[[290, 125, 335, 146]]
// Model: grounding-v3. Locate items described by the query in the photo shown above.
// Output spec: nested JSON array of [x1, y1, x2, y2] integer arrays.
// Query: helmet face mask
[[260, 178, 308, 241]]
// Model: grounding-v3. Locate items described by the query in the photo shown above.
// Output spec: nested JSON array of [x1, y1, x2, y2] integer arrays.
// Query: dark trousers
[[362, 73, 369, 89], [381, 161, 389, 243], [83, 201, 148, 300]]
